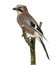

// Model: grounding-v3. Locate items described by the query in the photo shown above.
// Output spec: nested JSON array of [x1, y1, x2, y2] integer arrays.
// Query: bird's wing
[[30, 21, 43, 34], [25, 14, 43, 35], [22, 15, 46, 39], [26, 13, 38, 25], [31, 21, 47, 41]]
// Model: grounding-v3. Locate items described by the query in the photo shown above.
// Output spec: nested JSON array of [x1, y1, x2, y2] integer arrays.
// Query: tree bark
[[30, 38, 36, 65]]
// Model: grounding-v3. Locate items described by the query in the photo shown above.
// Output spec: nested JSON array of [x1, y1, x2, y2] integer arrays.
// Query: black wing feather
[[30, 21, 43, 34], [36, 25, 43, 34]]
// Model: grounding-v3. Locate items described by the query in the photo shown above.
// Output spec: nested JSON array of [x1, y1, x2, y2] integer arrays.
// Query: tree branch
[[22, 22, 42, 65]]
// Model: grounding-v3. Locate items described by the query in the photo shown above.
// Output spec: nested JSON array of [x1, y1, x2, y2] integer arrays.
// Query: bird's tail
[[34, 32, 50, 59], [42, 35, 47, 41], [39, 38, 50, 60]]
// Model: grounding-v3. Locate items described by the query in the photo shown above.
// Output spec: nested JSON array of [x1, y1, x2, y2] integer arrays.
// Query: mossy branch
[[22, 22, 42, 65]]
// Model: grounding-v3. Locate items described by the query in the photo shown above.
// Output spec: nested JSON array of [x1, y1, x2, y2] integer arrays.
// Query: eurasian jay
[[13, 4, 50, 59]]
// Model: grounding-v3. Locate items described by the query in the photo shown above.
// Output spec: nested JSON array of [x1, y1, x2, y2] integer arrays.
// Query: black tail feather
[[39, 38, 50, 60]]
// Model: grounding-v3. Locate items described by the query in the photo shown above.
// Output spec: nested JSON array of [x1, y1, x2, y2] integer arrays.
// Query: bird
[[13, 4, 50, 59]]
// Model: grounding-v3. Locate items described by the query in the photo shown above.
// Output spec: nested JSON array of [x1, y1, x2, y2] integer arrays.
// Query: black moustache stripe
[[18, 9, 23, 12]]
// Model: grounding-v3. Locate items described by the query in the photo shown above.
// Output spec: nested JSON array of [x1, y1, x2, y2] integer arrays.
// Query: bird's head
[[13, 4, 28, 15]]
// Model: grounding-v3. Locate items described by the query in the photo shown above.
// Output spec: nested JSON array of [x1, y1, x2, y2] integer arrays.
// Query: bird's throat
[[17, 11, 22, 16]]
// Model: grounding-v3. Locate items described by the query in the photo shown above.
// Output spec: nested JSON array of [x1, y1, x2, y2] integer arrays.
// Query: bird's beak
[[13, 7, 17, 10], [13, 7, 23, 12]]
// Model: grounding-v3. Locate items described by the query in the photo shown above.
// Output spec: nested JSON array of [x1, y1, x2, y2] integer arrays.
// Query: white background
[[0, 0, 56, 65]]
